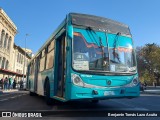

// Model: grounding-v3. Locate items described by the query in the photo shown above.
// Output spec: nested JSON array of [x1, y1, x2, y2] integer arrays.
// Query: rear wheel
[[29, 91, 36, 96], [91, 100, 99, 103], [45, 80, 52, 105]]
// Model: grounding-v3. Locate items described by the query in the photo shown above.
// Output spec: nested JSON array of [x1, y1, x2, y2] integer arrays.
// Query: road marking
[[0, 93, 27, 102], [33, 107, 149, 112], [0, 98, 9, 102], [0, 93, 11, 97]]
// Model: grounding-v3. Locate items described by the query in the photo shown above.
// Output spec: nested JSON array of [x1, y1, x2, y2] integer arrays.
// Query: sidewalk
[[0, 89, 19, 94], [141, 86, 160, 95]]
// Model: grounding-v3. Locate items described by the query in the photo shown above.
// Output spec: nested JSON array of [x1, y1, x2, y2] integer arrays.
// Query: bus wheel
[[29, 91, 35, 96], [91, 100, 99, 103], [45, 81, 52, 105]]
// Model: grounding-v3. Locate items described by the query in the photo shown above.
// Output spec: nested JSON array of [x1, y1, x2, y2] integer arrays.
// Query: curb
[[0, 89, 19, 93], [140, 91, 160, 95]]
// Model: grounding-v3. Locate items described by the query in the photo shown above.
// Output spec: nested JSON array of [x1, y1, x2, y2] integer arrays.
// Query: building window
[[19, 54, 22, 64], [1, 57, 6, 69], [19, 53, 20, 63], [4, 33, 8, 48], [26, 59, 28, 66], [7, 37, 12, 50], [21, 55, 23, 64], [17, 53, 19, 63], [0, 57, 2, 68], [5, 60, 9, 70], [0, 30, 5, 47]]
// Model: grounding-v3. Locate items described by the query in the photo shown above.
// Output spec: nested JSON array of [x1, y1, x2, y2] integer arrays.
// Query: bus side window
[[40, 49, 45, 71], [46, 40, 55, 69], [30, 61, 34, 75], [29, 63, 31, 75]]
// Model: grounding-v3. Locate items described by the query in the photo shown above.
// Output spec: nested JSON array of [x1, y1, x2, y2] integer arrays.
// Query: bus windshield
[[72, 32, 136, 73]]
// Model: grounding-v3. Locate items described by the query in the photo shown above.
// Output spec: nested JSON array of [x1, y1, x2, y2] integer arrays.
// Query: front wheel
[[45, 81, 53, 105]]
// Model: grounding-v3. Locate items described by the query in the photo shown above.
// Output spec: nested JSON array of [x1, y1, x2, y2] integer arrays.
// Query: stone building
[[0, 8, 17, 78], [13, 44, 31, 81], [0, 8, 32, 80]]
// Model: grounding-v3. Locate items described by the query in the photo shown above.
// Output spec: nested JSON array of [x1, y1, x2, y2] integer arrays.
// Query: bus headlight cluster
[[71, 74, 98, 88], [71, 74, 84, 87], [132, 77, 138, 85], [125, 76, 139, 87]]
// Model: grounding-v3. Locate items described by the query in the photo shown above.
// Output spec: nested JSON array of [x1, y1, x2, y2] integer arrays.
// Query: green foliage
[[136, 43, 160, 85]]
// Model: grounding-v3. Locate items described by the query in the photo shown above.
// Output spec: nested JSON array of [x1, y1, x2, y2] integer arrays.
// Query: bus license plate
[[104, 91, 115, 96]]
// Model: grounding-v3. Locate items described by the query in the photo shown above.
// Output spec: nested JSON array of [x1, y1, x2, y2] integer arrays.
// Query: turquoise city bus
[[27, 13, 140, 105]]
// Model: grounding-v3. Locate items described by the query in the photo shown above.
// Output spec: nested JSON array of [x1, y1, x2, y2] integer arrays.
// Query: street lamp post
[[22, 34, 29, 81]]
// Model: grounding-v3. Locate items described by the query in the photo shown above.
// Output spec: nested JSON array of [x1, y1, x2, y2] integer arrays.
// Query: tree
[[136, 43, 160, 85]]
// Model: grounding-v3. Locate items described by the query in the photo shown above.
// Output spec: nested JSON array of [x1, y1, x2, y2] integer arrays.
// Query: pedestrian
[[10, 77, 13, 89], [20, 79, 23, 90], [0, 78, 2, 89], [8, 77, 11, 90], [4, 77, 8, 90], [1, 78, 4, 90], [13, 78, 17, 89]]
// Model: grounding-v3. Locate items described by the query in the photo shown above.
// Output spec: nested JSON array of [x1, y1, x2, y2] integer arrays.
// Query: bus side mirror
[[66, 46, 70, 51]]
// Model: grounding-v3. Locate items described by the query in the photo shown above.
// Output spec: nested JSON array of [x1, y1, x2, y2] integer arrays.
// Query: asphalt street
[[0, 90, 160, 120]]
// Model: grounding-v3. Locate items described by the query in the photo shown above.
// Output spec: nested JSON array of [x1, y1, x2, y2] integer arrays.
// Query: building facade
[[0, 8, 32, 80], [22, 48, 34, 58], [0, 8, 17, 78], [13, 44, 31, 81]]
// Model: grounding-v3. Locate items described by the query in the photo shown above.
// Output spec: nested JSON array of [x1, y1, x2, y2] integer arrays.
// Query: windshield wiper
[[86, 27, 99, 46], [112, 32, 121, 63], [86, 27, 108, 69]]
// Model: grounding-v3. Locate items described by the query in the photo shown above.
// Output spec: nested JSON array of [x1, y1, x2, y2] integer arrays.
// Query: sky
[[1, 0, 160, 54]]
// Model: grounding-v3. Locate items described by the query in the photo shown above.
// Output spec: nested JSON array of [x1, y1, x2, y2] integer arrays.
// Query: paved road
[[0, 91, 160, 119]]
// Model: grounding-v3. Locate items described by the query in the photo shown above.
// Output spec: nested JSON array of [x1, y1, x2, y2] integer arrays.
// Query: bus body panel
[[29, 74, 34, 92], [36, 69, 54, 96]]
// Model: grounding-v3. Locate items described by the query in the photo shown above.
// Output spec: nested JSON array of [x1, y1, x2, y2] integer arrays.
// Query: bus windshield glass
[[72, 32, 136, 73]]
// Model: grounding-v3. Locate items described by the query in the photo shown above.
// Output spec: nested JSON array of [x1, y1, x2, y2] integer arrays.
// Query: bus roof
[[69, 13, 131, 36]]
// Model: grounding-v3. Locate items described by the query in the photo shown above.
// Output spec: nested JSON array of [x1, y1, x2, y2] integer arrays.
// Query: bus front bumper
[[70, 85, 140, 100]]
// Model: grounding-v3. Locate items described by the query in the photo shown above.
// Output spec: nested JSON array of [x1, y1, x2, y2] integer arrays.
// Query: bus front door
[[55, 33, 66, 98]]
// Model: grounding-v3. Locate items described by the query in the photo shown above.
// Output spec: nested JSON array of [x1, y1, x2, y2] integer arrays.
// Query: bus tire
[[29, 91, 35, 96], [91, 100, 99, 103], [45, 80, 52, 105]]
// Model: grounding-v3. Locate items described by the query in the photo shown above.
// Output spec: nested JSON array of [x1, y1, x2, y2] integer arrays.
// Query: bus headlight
[[71, 74, 84, 87], [132, 77, 138, 85], [125, 76, 139, 87]]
